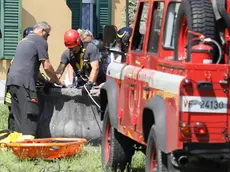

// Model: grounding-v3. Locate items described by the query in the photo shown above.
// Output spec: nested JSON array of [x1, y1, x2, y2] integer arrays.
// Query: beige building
[[0, 0, 126, 102]]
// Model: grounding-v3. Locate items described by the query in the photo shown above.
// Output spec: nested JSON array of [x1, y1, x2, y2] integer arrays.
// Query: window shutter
[[67, 0, 82, 30], [96, 0, 112, 36], [0, 0, 22, 60]]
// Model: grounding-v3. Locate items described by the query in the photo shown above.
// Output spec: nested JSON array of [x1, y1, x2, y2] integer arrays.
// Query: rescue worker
[[23, 27, 33, 38], [108, 27, 133, 64], [6, 21, 65, 137], [77, 29, 106, 84], [65, 29, 94, 86], [77, 29, 94, 43], [4, 27, 34, 131], [116, 27, 132, 53], [56, 29, 100, 94]]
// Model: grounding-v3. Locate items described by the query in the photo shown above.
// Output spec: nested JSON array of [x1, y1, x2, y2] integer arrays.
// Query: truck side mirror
[[103, 25, 117, 47], [0, 29, 2, 39]]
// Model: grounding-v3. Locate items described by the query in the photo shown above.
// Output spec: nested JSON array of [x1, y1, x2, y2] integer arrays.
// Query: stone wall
[[37, 87, 102, 145]]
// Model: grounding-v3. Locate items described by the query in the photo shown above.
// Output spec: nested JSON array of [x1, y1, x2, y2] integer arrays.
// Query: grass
[[0, 103, 145, 172], [0, 104, 9, 130], [0, 147, 102, 172]]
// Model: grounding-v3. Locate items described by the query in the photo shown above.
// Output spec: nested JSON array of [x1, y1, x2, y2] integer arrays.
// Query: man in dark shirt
[[4, 27, 34, 131], [7, 21, 65, 137], [56, 29, 100, 94]]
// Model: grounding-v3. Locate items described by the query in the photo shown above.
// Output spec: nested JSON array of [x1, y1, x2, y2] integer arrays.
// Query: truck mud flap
[[143, 96, 167, 152], [100, 78, 118, 129]]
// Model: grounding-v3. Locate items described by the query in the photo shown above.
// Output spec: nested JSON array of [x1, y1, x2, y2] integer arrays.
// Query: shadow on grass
[[131, 167, 145, 172]]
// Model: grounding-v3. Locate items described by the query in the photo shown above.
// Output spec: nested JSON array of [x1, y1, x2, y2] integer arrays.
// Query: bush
[[122, 0, 138, 27]]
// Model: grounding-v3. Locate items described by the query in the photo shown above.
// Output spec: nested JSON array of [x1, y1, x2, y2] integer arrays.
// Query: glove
[[82, 81, 93, 96]]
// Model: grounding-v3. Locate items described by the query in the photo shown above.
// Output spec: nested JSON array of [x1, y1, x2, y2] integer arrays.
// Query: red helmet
[[64, 29, 81, 48]]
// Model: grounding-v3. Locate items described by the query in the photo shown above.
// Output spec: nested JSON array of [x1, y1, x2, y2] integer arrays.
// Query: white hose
[[203, 38, 222, 64]]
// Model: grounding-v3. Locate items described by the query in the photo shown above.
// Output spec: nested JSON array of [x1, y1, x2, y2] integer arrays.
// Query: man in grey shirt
[[56, 29, 100, 94], [7, 21, 65, 137]]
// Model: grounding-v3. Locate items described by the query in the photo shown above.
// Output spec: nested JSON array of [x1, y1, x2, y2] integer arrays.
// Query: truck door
[[119, 64, 137, 127], [121, 1, 150, 130], [136, 1, 165, 133]]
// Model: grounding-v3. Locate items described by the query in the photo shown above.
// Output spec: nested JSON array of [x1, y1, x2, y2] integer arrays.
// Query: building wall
[[22, 0, 72, 70], [0, 0, 71, 80], [0, 0, 71, 101], [0, 0, 125, 102], [112, 0, 126, 29], [0, 0, 125, 80]]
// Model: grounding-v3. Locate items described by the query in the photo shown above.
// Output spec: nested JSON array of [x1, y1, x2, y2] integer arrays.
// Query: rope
[[83, 85, 101, 109]]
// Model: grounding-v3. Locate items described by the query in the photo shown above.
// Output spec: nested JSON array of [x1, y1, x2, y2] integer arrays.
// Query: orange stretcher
[[7, 138, 87, 160]]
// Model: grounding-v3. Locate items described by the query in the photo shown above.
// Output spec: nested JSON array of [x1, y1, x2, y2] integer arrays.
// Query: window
[[67, 0, 82, 30], [163, 2, 180, 49], [82, 2, 97, 35], [131, 2, 149, 51], [0, 0, 22, 59], [67, 0, 111, 38], [96, 0, 112, 37], [147, 2, 164, 54]]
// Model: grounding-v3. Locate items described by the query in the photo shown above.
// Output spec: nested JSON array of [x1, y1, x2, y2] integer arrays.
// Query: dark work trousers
[[7, 106, 15, 131], [8, 85, 40, 137]]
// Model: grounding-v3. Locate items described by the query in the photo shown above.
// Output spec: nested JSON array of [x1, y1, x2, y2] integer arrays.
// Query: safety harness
[[70, 45, 91, 76]]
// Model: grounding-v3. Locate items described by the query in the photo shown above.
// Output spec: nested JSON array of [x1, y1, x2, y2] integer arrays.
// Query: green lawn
[[0, 104, 9, 130], [0, 104, 145, 172]]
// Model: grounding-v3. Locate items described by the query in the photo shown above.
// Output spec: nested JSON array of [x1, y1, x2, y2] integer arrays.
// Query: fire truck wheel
[[145, 125, 168, 172], [101, 106, 135, 171], [174, 0, 216, 62]]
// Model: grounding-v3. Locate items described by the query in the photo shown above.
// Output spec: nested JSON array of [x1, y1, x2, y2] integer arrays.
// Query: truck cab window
[[147, 2, 164, 54], [131, 2, 149, 51], [163, 2, 180, 49]]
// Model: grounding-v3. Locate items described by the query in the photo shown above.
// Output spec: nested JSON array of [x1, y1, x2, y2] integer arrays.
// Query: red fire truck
[[100, 0, 230, 171]]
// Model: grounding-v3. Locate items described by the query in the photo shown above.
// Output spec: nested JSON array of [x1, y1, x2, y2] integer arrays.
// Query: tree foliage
[[122, 0, 138, 27]]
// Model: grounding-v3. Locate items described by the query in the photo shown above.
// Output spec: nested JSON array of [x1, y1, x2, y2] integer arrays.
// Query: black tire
[[174, 0, 216, 62], [101, 106, 135, 171], [146, 126, 182, 172], [145, 125, 167, 172]]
